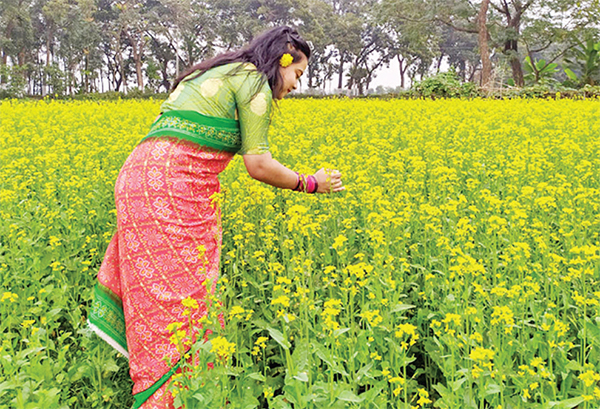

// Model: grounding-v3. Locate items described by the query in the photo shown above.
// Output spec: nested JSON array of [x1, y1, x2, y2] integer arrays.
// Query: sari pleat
[[89, 112, 240, 408]]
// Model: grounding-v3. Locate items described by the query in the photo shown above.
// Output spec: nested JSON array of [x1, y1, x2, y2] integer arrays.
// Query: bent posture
[[89, 26, 344, 409]]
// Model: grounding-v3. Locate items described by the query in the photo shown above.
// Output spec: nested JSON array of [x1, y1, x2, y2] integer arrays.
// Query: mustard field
[[0, 98, 599, 409]]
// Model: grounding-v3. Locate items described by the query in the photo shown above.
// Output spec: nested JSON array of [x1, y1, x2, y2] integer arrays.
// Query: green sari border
[[97, 282, 123, 308], [89, 283, 128, 355], [153, 110, 239, 131], [132, 359, 182, 409], [140, 110, 241, 153]]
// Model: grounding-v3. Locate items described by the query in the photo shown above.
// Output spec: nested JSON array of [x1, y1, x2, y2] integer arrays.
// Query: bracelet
[[292, 173, 318, 194], [306, 175, 318, 194], [292, 173, 305, 192], [292, 173, 302, 191]]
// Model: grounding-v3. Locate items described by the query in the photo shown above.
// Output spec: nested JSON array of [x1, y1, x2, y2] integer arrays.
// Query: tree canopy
[[0, 0, 598, 97]]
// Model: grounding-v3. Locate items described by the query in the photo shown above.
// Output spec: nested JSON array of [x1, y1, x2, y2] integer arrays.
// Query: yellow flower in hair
[[280, 53, 294, 68]]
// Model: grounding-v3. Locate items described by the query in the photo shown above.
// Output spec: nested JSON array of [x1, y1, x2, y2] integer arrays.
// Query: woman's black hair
[[171, 26, 311, 99]]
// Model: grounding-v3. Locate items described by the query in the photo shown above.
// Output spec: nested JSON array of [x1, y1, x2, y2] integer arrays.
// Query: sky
[[297, 57, 404, 94]]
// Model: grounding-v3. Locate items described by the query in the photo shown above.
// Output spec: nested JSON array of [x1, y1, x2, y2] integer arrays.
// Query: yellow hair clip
[[279, 53, 294, 68]]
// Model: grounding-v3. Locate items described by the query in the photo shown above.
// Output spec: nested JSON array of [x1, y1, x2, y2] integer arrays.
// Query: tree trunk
[[505, 38, 524, 86], [502, 5, 525, 87], [18, 50, 28, 88], [116, 37, 125, 92], [2, 21, 14, 84], [0, 50, 6, 84], [436, 54, 444, 73], [397, 56, 405, 89], [126, 30, 144, 91], [161, 67, 170, 92], [84, 54, 88, 93], [468, 62, 478, 82], [477, 0, 492, 89], [18, 50, 26, 67], [337, 51, 345, 89]]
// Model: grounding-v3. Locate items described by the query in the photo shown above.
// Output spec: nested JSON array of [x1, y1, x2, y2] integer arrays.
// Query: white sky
[[297, 57, 408, 94]]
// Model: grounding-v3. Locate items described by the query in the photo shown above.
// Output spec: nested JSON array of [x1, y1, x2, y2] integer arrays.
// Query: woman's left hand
[[314, 168, 345, 193]]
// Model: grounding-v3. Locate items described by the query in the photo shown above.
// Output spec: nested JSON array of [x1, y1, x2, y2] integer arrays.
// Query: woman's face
[[277, 53, 308, 99]]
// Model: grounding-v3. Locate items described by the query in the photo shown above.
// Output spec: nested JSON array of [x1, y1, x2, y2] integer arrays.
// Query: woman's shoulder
[[207, 62, 260, 76], [221, 63, 269, 91]]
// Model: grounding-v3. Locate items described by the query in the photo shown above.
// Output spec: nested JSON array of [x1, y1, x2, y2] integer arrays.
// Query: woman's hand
[[314, 168, 345, 193], [243, 153, 345, 194]]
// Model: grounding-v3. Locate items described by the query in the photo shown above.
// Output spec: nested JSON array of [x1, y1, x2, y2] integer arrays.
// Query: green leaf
[[397, 354, 416, 366], [359, 385, 383, 404], [542, 63, 558, 74], [584, 317, 600, 345], [524, 56, 534, 73], [536, 59, 547, 70], [542, 397, 585, 409], [391, 303, 415, 313], [242, 400, 259, 409], [292, 340, 310, 372], [312, 341, 334, 367], [333, 327, 350, 338], [338, 390, 364, 403], [102, 359, 120, 374], [311, 341, 349, 376], [0, 380, 15, 397], [564, 68, 578, 81], [293, 372, 309, 382], [192, 392, 210, 405], [267, 326, 290, 350], [356, 361, 374, 382], [247, 372, 266, 382], [565, 360, 583, 372], [451, 377, 467, 392], [485, 383, 501, 396], [432, 382, 450, 398], [270, 395, 292, 409]]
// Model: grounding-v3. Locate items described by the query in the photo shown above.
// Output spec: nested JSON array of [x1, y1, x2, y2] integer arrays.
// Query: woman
[[88, 26, 344, 408]]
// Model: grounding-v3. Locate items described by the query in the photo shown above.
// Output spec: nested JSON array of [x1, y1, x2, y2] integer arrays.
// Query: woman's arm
[[243, 152, 345, 193]]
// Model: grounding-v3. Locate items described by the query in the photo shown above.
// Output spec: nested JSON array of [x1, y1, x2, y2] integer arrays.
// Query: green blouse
[[160, 62, 272, 155]]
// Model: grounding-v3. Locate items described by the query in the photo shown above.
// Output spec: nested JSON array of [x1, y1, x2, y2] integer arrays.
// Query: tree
[[565, 36, 600, 86], [145, 32, 175, 92], [327, 0, 363, 90], [116, 0, 151, 91], [96, 0, 126, 91], [431, 0, 599, 87], [377, 0, 442, 88], [348, 23, 394, 94], [295, 0, 336, 90], [518, 2, 597, 86], [0, 0, 35, 86]]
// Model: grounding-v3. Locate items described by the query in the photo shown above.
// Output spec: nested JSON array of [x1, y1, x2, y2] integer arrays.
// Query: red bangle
[[292, 173, 306, 192], [306, 175, 318, 193], [291, 173, 317, 193], [292, 173, 302, 191]]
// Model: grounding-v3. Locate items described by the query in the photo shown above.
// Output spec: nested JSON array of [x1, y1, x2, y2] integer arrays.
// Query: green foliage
[[43, 64, 67, 96], [1, 0, 599, 98], [564, 38, 600, 86], [523, 56, 559, 85], [0, 65, 28, 98], [411, 71, 479, 99]]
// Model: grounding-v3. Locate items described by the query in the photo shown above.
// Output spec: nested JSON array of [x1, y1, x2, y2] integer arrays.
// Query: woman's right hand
[[314, 168, 345, 193]]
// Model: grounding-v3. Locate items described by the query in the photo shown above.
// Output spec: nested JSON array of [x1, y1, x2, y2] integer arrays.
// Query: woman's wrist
[[305, 175, 318, 193], [292, 172, 318, 193]]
